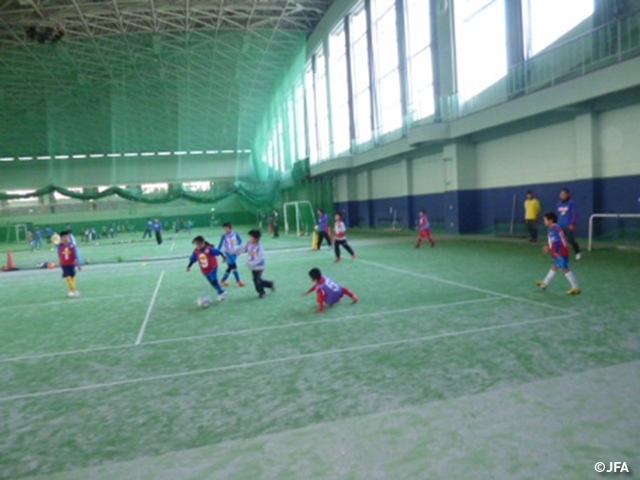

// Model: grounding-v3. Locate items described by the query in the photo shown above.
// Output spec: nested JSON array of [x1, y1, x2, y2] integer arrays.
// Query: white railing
[[588, 213, 640, 251]]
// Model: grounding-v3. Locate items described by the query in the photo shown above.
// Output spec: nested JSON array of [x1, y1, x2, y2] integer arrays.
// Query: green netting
[[251, 46, 307, 177], [0, 28, 309, 235], [0, 181, 279, 206], [0, 30, 307, 156]]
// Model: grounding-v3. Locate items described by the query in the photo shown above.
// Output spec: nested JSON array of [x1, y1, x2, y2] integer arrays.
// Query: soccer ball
[[197, 295, 212, 308]]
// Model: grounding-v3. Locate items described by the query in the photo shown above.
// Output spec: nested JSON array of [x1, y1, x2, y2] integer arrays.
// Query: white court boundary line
[[356, 258, 575, 314], [0, 243, 324, 286], [0, 296, 505, 363], [0, 293, 151, 313], [0, 311, 579, 403], [135, 270, 165, 345]]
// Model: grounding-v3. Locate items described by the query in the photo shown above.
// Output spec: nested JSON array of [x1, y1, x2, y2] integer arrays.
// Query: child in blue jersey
[[304, 268, 358, 313], [315, 209, 332, 250], [187, 235, 226, 301], [218, 222, 245, 287], [556, 188, 581, 260], [535, 212, 581, 295], [235, 229, 275, 299]]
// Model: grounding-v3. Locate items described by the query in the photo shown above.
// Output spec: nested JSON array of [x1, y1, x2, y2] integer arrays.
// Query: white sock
[[543, 269, 556, 286], [565, 271, 579, 289]]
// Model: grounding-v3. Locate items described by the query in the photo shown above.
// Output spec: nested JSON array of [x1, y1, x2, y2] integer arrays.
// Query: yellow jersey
[[524, 198, 541, 220]]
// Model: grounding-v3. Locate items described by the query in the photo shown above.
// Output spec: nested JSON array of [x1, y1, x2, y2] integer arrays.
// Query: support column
[[442, 141, 477, 234], [431, 0, 457, 120], [405, 158, 415, 228], [505, 0, 525, 98], [346, 172, 362, 226], [574, 111, 598, 236]]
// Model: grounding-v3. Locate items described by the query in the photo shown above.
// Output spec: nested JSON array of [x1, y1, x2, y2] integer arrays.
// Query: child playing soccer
[[218, 222, 245, 287], [186, 236, 227, 301], [235, 229, 275, 299], [303, 268, 358, 312], [315, 208, 332, 250], [415, 210, 435, 248], [58, 230, 82, 297], [535, 212, 581, 295], [333, 213, 356, 262]]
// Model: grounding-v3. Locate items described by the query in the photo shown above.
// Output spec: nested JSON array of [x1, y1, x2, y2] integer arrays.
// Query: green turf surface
[[1, 229, 639, 479]]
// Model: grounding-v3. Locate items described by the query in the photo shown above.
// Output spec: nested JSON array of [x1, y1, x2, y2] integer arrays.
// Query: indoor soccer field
[[1, 229, 639, 479], [2, 0, 640, 478]]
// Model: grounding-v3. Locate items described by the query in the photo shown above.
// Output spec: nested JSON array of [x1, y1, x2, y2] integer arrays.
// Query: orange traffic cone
[[2, 250, 18, 271]]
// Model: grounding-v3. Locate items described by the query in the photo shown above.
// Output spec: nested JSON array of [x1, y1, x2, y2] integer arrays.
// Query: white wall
[[355, 171, 370, 201], [332, 103, 640, 204], [333, 173, 349, 202], [371, 162, 407, 199], [412, 153, 445, 195], [598, 104, 640, 178], [475, 120, 576, 189]]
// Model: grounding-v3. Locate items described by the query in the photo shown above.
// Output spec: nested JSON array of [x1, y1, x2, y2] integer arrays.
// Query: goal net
[[588, 214, 640, 251], [283, 201, 316, 236]]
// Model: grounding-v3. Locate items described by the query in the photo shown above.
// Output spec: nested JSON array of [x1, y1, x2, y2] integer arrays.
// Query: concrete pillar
[[574, 111, 598, 234], [405, 158, 415, 228], [346, 172, 362, 226], [505, 0, 525, 98], [442, 141, 477, 233], [431, 0, 457, 120]]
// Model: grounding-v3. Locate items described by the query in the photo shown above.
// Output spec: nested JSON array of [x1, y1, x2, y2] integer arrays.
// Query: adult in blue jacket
[[556, 188, 581, 260]]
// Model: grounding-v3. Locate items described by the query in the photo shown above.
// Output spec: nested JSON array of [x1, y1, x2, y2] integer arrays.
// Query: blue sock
[[233, 270, 240, 282], [221, 272, 229, 282], [212, 281, 224, 295]]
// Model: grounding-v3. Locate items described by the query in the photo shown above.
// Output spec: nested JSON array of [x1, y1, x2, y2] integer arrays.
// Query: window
[[287, 94, 296, 164], [141, 183, 168, 194], [182, 182, 211, 192], [53, 187, 83, 200], [276, 116, 285, 171], [372, 0, 403, 134], [314, 48, 331, 160], [454, 0, 507, 102], [294, 80, 307, 161], [349, 4, 373, 144], [6, 190, 37, 204], [523, 0, 594, 57], [305, 64, 318, 164], [405, 0, 435, 120], [329, 25, 351, 156]]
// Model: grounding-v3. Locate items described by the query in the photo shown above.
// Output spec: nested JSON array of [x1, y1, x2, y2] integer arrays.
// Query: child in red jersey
[[535, 212, 581, 295], [304, 268, 358, 312], [187, 235, 227, 301], [415, 210, 435, 248], [57, 230, 82, 297]]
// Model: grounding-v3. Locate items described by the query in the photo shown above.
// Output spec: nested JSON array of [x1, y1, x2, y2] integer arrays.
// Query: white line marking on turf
[[143, 295, 507, 346], [0, 296, 505, 363], [357, 258, 575, 314], [0, 311, 579, 403], [170, 240, 176, 252], [135, 270, 165, 345], [0, 293, 151, 313]]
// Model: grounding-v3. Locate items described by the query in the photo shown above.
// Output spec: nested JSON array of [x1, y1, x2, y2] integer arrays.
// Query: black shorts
[[61, 265, 76, 278]]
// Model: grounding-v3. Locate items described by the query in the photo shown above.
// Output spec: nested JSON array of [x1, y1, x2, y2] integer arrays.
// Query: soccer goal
[[5, 223, 28, 244], [283, 201, 316, 236], [588, 213, 640, 251]]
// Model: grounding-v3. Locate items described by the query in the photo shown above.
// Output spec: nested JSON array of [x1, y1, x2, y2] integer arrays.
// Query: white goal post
[[5, 223, 28, 243], [283, 201, 316, 236], [588, 214, 640, 251]]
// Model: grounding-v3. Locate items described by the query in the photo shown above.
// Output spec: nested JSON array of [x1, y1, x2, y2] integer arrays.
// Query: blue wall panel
[[334, 175, 640, 236]]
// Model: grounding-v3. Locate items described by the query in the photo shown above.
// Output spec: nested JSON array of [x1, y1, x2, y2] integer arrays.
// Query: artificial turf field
[[1, 228, 639, 480]]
